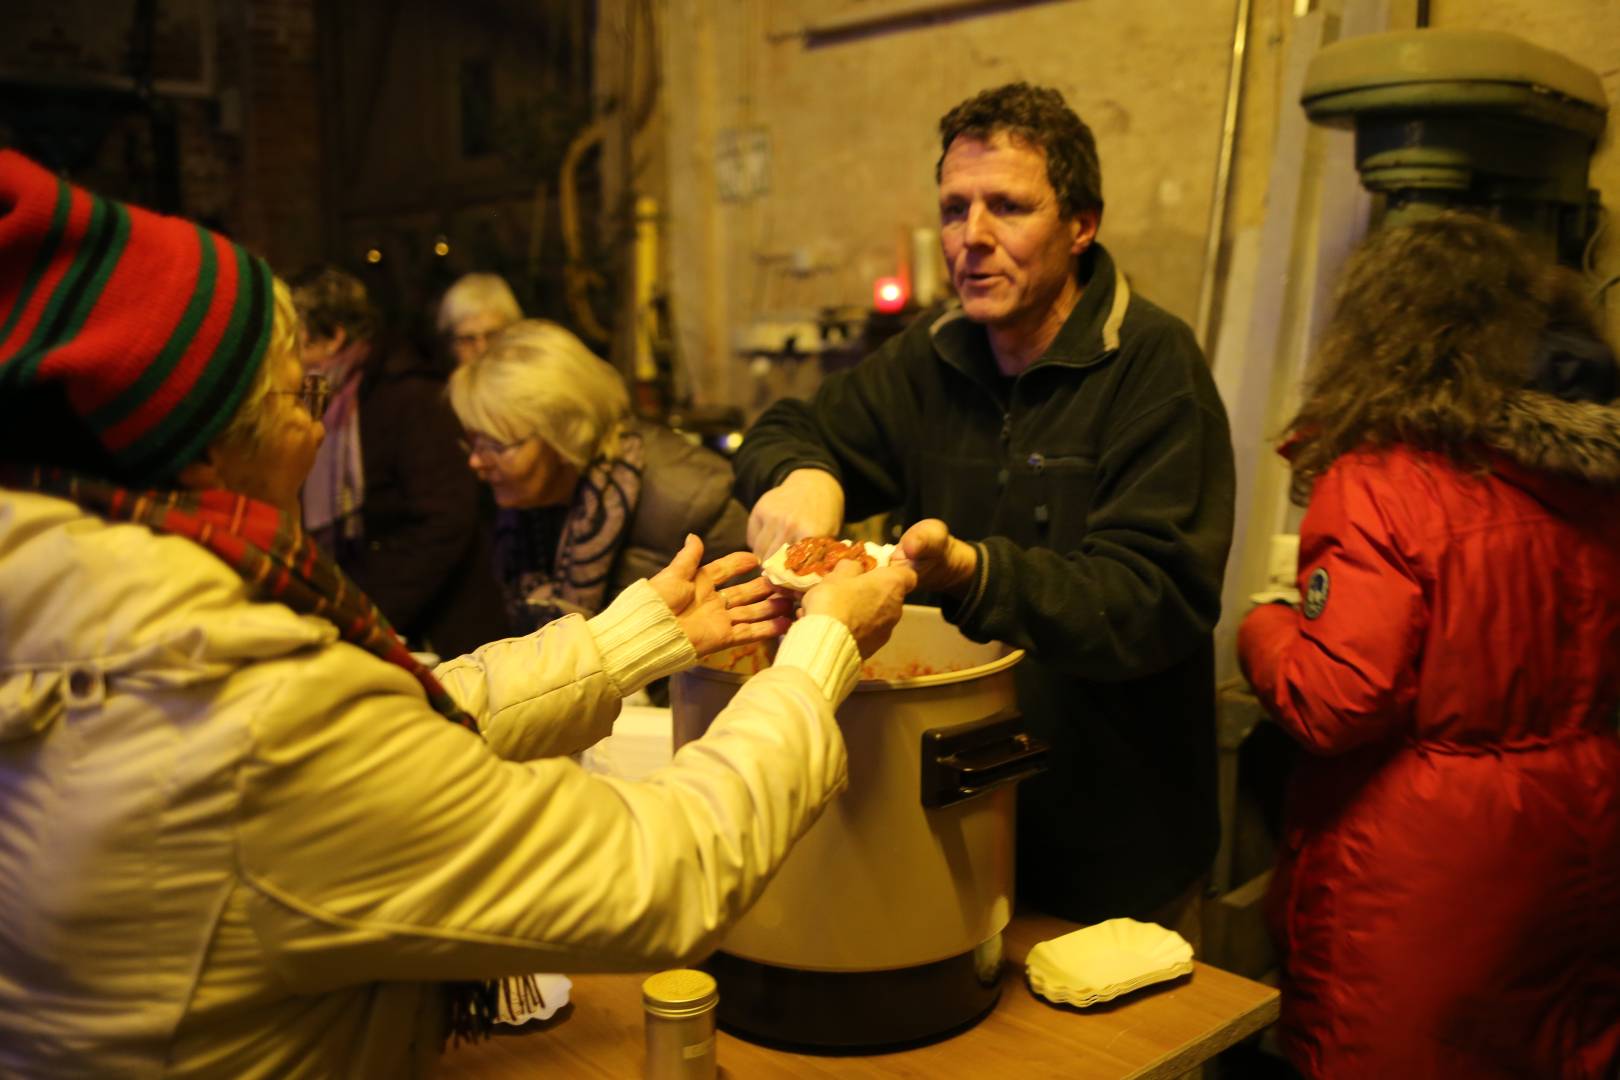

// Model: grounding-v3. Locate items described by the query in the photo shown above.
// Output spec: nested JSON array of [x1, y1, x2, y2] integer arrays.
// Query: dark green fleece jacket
[[734, 244, 1236, 922]]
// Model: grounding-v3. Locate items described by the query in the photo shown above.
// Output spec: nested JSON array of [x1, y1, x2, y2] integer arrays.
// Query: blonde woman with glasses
[[450, 319, 750, 633]]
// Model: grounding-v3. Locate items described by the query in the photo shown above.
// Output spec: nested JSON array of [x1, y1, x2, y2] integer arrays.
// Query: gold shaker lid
[[642, 969, 718, 1015]]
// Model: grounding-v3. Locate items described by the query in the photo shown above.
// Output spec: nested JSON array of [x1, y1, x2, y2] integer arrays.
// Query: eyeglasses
[[459, 433, 529, 460], [452, 330, 498, 352], [273, 372, 331, 418]]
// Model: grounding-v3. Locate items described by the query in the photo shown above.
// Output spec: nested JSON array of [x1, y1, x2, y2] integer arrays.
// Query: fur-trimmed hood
[[1482, 390, 1620, 485]]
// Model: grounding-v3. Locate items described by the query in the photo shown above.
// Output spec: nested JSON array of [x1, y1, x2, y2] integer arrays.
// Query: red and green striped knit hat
[[0, 149, 273, 484]]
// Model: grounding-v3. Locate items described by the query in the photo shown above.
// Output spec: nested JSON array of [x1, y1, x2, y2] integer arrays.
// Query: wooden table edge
[[1125, 984, 1281, 1080]]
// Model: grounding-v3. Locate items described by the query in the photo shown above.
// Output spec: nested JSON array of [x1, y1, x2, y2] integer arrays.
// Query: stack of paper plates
[[496, 973, 572, 1025], [1026, 918, 1194, 1007]]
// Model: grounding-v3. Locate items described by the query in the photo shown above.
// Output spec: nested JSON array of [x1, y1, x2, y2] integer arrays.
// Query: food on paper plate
[[762, 536, 896, 591]]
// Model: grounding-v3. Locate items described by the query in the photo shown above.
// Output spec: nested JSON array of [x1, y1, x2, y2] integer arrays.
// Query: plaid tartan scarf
[[5, 465, 507, 1044]]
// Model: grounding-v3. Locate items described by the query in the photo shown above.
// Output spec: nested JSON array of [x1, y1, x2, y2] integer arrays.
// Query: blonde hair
[[448, 319, 629, 466], [437, 272, 523, 336], [216, 277, 302, 454]]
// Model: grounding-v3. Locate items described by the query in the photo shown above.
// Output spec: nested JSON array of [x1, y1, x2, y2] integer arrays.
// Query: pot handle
[[920, 706, 1049, 809]]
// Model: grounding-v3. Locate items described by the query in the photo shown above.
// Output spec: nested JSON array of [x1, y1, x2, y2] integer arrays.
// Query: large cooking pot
[[671, 604, 1046, 1050]]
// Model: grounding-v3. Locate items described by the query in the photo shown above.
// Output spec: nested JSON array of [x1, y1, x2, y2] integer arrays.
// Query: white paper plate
[[497, 973, 572, 1024], [761, 539, 894, 591], [1026, 918, 1193, 1008]]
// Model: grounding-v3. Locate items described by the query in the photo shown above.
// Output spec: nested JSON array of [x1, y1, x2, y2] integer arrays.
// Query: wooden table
[[438, 912, 1279, 1078]]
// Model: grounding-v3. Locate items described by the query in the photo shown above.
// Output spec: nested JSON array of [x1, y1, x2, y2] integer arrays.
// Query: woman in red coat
[[1239, 214, 1620, 1079]]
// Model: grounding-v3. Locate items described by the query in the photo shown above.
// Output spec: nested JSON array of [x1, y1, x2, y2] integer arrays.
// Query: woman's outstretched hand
[[649, 535, 795, 658]]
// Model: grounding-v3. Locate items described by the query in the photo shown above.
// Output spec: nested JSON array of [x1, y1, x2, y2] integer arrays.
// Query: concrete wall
[[661, 0, 1244, 408], [660, 0, 1620, 407], [1221, 0, 1620, 344], [1426, 0, 1620, 344]]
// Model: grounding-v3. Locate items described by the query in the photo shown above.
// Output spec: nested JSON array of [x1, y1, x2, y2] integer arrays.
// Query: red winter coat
[[1239, 393, 1620, 1080]]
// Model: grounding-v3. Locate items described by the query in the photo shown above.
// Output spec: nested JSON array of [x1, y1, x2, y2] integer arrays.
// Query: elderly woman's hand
[[649, 535, 795, 658], [800, 559, 917, 657]]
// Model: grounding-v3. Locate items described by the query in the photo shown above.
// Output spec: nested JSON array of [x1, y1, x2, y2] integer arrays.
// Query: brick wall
[[236, 0, 325, 276], [0, 2, 327, 276]]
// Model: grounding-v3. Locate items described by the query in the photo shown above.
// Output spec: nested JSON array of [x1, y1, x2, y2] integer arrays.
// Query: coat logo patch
[[1302, 567, 1329, 620]]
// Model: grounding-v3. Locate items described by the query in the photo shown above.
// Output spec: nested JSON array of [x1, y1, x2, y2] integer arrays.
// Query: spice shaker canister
[[641, 969, 718, 1080]]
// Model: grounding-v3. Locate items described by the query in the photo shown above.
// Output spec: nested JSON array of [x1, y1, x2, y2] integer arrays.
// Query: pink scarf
[[301, 341, 368, 545]]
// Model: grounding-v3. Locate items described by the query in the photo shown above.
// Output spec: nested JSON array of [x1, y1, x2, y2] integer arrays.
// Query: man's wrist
[[772, 463, 837, 493], [936, 538, 980, 598], [947, 541, 992, 625], [784, 466, 838, 491]]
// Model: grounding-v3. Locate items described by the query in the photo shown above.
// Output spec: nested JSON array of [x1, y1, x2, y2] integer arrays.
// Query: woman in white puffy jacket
[[0, 149, 914, 1079]]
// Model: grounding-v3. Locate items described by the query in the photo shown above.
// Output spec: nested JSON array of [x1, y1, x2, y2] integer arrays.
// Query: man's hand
[[800, 559, 917, 657], [897, 519, 979, 597], [747, 468, 845, 561], [649, 535, 794, 658]]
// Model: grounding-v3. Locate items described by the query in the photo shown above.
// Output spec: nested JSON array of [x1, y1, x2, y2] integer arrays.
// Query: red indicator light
[[873, 276, 908, 314]]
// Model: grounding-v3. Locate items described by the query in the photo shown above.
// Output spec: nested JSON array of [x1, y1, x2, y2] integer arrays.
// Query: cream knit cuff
[[774, 614, 863, 707], [587, 580, 697, 695]]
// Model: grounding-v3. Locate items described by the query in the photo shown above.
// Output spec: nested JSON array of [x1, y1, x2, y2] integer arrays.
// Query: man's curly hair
[[936, 82, 1103, 219], [1283, 211, 1606, 503]]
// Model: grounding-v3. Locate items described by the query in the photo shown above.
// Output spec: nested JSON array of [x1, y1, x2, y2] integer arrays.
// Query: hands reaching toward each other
[[800, 558, 917, 658], [747, 468, 845, 561], [649, 535, 794, 658], [897, 518, 979, 597]]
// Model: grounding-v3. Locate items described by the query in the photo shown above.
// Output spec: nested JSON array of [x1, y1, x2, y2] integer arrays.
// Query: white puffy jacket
[[0, 488, 858, 1078]]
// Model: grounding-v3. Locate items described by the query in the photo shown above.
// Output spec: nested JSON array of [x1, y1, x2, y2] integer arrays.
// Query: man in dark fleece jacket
[[735, 83, 1236, 933]]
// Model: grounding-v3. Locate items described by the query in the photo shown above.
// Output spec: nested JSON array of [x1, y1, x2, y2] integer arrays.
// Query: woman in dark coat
[[1238, 214, 1620, 1079], [447, 318, 749, 634], [293, 268, 508, 657]]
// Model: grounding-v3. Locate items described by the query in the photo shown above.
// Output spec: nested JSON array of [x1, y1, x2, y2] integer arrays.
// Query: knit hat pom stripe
[[0, 183, 95, 381], [99, 227, 242, 456], [5, 197, 136, 405], [0, 175, 71, 357], [120, 247, 271, 478], [7, 194, 121, 390], [55, 201, 133, 360], [0, 150, 275, 484], [86, 223, 217, 430]]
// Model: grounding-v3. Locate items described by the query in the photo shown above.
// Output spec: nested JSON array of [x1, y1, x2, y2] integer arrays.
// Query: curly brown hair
[[936, 82, 1103, 218], [1284, 212, 1604, 504]]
